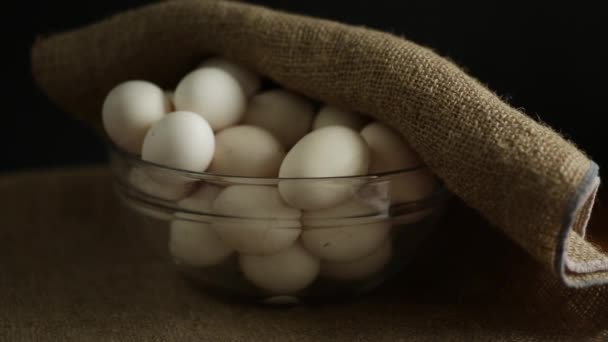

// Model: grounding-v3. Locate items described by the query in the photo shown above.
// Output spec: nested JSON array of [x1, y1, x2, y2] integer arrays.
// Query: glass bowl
[[108, 144, 449, 305]]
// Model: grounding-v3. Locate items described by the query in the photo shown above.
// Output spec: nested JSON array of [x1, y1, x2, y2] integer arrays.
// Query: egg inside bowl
[[109, 143, 449, 305]]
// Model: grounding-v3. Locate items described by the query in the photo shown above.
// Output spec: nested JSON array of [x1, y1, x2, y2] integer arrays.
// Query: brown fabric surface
[[29, 0, 605, 287], [0, 166, 606, 341]]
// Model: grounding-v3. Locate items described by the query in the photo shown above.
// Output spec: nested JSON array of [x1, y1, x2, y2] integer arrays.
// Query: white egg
[[301, 198, 388, 226], [208, 126, 285, 178], [360, 122, 437, 205], [169, 220, 233, 267], [142, 111, 215, 176], [278, 126, 370, 210], [302, 223, 390, 262], [389, 169, 438, 204], [360, 122, 422, 173], [312, 105, 368, 130], [102, 80, 171, 154], [212, 185, 301, 255], [240, 243, 320, 294], [242, 90, 315, 148], [174, 68, 246, 131], [128, 167, 194, 201], [199, 58, 261, 97], [321, 239, 392, 280], [177, 183, 223, 220], [301, 200, 391, 262]]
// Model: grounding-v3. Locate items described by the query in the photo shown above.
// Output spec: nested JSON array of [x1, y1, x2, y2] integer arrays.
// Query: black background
[[9, 1, 607, 172]]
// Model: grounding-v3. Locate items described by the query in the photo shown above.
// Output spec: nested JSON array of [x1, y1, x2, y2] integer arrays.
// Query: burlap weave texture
[[30, 0, 605, 286]]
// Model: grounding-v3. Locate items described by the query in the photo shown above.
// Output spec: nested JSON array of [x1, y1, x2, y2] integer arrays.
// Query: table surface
[[0, 166, 606, 341]]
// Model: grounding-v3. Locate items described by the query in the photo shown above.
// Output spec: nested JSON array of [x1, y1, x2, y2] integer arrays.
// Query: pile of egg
[[103, 58, 437, 296]]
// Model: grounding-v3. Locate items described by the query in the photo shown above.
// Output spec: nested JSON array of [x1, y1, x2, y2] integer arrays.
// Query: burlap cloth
[[0, 166, 606, 340], [30, 0, 606, 289], [25, 0, 608, 337]]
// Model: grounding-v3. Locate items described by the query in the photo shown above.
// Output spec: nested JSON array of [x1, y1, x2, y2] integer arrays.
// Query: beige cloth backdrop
[[0, 166, 606, 341]]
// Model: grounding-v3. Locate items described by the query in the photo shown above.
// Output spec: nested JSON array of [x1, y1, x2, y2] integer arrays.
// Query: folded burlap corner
[[31, 0, 605, 287]]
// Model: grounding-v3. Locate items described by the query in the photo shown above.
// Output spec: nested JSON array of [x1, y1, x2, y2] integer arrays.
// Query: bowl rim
[[108, 141, 434, 182]]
